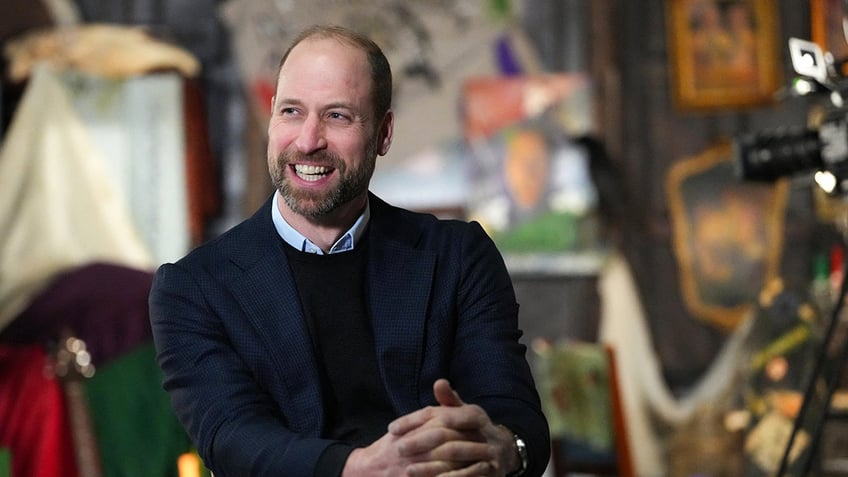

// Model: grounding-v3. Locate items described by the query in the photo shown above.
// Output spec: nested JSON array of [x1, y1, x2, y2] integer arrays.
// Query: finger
[[433, 379, 464, 407], [391, 404, 489, 437], [405, 460, 460, 477], [406, 459, 493, 477], [429, 439, 492, 462], [391, 379, 461, 436], [389, 406, 436, 436], [435, 460, 494, 477], [396, 427, 486, 457]]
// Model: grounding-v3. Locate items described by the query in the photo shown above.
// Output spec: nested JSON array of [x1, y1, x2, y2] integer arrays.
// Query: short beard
[[270, 145, 377, 219]]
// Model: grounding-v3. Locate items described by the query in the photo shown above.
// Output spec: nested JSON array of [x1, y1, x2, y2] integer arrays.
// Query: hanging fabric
[[0, 64, 153, 332]]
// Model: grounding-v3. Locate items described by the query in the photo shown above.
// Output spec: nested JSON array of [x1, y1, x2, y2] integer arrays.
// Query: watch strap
[[504, 428, 528, 477]]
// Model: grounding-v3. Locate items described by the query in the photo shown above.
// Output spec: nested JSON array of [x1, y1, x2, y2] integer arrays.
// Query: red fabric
[[0, 345, 78, 477], [182, 77, 220, 246]]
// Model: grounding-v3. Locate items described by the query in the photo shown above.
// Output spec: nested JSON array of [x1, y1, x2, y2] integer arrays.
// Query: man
[[149, 24, 549, 477]]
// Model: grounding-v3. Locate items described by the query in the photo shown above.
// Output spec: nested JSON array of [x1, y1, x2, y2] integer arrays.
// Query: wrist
[[340, 448, 364, 477], [498, 425, 528, 477]]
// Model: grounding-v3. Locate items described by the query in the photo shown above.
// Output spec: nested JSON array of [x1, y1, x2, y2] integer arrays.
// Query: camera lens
[[734, 126, 822, 182]]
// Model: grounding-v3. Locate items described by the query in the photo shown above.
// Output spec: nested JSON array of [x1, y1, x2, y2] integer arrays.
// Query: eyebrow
[[274, 98, 357, 112], [273, 97, 302, 108]]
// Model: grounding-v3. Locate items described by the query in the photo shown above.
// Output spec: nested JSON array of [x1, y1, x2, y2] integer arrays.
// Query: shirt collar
[[271, 190, 370, 255]]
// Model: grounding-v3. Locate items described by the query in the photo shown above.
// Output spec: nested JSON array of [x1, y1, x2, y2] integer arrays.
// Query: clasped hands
[[342, 379, 518, 477]]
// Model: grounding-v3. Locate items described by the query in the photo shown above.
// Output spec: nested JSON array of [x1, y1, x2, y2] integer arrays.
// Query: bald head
[[277, 25, 393, 121]]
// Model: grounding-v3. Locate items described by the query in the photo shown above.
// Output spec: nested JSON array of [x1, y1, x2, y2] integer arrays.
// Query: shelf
[[505, 250, 607, 277]]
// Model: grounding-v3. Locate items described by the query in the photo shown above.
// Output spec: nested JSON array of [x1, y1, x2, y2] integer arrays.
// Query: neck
[[277, 193, 367, 253]]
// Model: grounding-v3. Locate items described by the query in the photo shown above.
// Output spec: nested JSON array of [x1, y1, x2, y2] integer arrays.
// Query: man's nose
[[294, 115, 328, 153]]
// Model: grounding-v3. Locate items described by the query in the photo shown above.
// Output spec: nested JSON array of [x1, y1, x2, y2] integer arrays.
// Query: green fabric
[[0, 448, 10, 477], [83, 343, 193, 477], [535, 342, 614, 451]]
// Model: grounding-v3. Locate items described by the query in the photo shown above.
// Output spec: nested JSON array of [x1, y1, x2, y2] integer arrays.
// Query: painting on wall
[[462, 74, 605, 274], [666, 142, 789, 331], [666, 0, 782, 110]]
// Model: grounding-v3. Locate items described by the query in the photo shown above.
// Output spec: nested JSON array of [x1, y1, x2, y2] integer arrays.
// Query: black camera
[[734, 38, 848, 194], [735, 12, 848, 476]]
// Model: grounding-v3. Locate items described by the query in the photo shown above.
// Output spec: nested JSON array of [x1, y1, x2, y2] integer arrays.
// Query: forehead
[[278, 37, 372, 97]]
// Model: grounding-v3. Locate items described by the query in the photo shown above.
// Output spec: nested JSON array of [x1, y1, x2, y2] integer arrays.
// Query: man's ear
[[377, 110, 394, 156], [270, 95, 276, 113]]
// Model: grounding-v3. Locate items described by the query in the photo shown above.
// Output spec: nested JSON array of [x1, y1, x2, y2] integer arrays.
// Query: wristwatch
[[507, 432, 528, 477]]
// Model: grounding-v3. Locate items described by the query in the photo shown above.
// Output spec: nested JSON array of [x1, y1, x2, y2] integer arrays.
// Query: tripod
[[778, 210, 848, 476]]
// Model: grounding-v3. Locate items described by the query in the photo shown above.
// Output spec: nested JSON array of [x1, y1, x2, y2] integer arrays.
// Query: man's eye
[[328, 112, 349, 120]]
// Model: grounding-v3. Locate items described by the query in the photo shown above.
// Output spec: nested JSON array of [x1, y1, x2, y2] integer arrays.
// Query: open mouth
[[293, 164, 332, 182]]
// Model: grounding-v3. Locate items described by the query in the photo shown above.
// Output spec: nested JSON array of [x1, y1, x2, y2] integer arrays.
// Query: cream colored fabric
[[598, 252, 753, 476], [67, 71, 190, 266], [3, 24, 200, 82], [0, 64, 153, 331]]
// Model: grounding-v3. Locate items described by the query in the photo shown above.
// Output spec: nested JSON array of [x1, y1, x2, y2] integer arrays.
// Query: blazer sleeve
[[448, 221, 551, 477], [148, 262, 336, 477]]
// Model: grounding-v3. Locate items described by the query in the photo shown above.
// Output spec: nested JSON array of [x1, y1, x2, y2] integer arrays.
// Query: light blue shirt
[[270, 190, 370, 254]]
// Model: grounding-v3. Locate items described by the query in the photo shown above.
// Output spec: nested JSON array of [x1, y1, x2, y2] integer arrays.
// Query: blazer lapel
[[227, 211, 325, 435], [367, 203, 436, 415]]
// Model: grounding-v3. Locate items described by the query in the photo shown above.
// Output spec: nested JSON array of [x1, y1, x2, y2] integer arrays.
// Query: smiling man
[[149, 25, 549, 477]]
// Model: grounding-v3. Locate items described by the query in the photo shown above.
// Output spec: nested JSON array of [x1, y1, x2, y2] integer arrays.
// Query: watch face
[[513, 434, 528, 476]]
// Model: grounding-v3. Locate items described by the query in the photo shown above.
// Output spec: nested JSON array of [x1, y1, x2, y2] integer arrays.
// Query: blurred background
[[1, 0, 847, 476]]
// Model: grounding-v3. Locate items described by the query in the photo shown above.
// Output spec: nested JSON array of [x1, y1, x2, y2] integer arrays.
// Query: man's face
[[267, 37, 393, 220]]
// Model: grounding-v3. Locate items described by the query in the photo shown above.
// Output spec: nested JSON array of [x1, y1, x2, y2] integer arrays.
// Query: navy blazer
[[149, 193, 550, 477]]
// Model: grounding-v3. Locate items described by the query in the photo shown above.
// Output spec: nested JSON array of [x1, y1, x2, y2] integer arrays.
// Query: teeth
[[294, 164, 330, 181], [294, 164, 329, 174]]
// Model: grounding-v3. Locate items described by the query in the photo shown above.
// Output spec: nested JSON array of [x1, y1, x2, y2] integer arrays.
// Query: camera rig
[[735, 37, 848, 194], [734, 31, 848, 477]]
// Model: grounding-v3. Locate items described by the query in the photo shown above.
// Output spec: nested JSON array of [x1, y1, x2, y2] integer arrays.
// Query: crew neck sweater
[[283, 239, 395, 475]]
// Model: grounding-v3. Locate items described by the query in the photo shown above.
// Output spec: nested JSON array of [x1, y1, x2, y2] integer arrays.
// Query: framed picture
[[811, 0, 848, 69], [462, 74, 607, 275], [666, 142, 789, 331], [666, 0, 782, 110]]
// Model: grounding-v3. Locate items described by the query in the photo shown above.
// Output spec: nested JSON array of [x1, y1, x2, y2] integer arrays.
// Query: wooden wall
[[522, 0, 826, 390]]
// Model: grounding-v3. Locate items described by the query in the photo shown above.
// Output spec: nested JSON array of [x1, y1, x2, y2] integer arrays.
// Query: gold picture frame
[[666, 142, 789, 331], [667, 0, 782, 110], [811, 0, 848, 71]]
